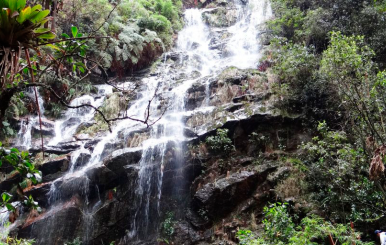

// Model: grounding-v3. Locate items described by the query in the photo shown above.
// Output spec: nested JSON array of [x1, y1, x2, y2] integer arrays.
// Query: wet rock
[[100, 142, 125, 160], [192, 168, 276, 220], [31, 120, 55, 137], [56, 141, 81, 152], [104, 147, 142, 176], [74, 134, 91, 141], [186, 208, 212, 229], [202, 7, 238, 28], [118, 127, 150, 148], [0, 171, 22, 193], [186, 82, 207, 111], [85, 165, 118, 190], [18, 196, 84, 244], [163, 52, 189, 62], [84, 137, 102, 151], [184, 127, 198, 138], [40, 155, 70, 182], [237, 157, 255, 166], [30, 145, 75, 155], [61, 117, 81, 130], [23, 182, 52, 208], [53, 175, 90, 201], [72, 152, 91, 170], [173, 221, 204, 245], [76, 121, 96, 134]]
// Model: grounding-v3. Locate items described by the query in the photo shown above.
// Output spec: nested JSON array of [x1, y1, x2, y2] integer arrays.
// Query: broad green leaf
[[10, 147, 19, 153], [37, 32, 56, 39], [8, 0, 17, 12], [71, 26, 78, 38], [5, 203, 15, 211], [34, 27, 51, 33], [30, 4, 42, 12], [46, 43, 62, 51], [16, 0, 26, 11], [16, 6, 30, 23], [2, 192, 12, 202], [62, 33, 70, 38], [30, 9, 49, 23], [21, 151, 28, 159]]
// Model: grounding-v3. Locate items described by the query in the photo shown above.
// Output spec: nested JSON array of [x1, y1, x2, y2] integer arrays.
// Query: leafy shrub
[[205, 129, 234, 154], [160, 212, 175, 239], [303, 121, 384, 222], [236, 202, 371, 245]]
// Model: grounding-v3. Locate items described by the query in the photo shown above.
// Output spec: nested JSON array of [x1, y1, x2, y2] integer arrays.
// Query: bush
[[303, 122, 384, 222], [236, 202, 372, 245], [205, 129, 234, 154]]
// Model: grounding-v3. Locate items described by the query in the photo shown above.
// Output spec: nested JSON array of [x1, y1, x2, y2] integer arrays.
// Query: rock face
[[203, 7, 238, 27], [192, 170, 271, 220]]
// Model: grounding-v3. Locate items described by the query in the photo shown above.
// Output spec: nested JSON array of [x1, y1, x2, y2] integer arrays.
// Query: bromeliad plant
[[0, 0, 55, 89]]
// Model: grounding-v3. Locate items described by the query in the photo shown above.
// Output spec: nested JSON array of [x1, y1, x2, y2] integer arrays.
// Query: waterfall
[[8, 0, 272, 243], [15, 88, 45, 150]]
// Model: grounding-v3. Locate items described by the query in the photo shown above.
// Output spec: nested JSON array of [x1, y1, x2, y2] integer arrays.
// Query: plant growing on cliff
[[237, 203, 371, 245], [303, 121, 384, 222], [159, 211, 175, 243], [205, 128, 234, 154], [0, 143, 41, 213]]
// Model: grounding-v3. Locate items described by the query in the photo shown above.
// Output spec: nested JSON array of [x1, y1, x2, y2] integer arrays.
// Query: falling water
[[16, 88, 45, 150], [9, 0, 272, 243]]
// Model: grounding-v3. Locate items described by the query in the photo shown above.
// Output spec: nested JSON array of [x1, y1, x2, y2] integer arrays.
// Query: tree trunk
[[51, 0, 57, 32]]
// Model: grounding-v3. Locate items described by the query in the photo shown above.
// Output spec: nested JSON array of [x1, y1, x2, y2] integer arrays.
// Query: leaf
[[21, 151, 28, 159], [10, 147, 19, 153], [37, 32, 56, 39], [46, 43, 62, 51], [33, 27, 51, 33], [16, 0, 26, 11], [71, 26, 78, 38], [62, 33, 70, 38], [19, 92, 24, 98], [2, 192, 12, 202], [5, 203, 15, 211], [16, 6, 30, 23], [30, 9, 49, 23]]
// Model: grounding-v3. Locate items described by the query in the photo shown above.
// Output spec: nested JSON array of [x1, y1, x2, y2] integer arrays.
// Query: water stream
[[6, 0, 272, 243]]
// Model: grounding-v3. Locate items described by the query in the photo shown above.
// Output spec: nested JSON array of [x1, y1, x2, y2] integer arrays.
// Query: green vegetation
[[302, 122, 384, 222], [205, 128, 235, 154], [0, 143, 41, 212], [159, 212, 175, 244], [57, 0, 183, 74], [237, 203, 371, 245], [258, 0, 386, 242]]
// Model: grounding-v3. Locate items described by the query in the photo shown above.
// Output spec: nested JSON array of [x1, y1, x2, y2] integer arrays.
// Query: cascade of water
[[7, 0, 273, 243], [48, 85, 113, 146], [16, 88, 45, 150], [125, 0, 273, 241], [226, 0, 273, 68]]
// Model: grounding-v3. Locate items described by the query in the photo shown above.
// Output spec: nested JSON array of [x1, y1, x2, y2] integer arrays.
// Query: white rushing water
[[9, 0, 272, 243], [16, 88, 45, 150]]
